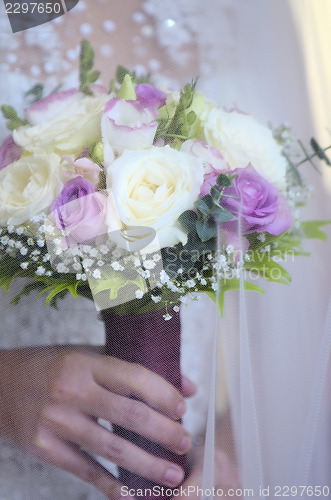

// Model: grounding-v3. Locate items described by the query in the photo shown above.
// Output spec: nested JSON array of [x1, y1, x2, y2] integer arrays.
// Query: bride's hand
[[173, 411, 241, 499], [0, 346, 195, 499], [173, 448, 241, 499]]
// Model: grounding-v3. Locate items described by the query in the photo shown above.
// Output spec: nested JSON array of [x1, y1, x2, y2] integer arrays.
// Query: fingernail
[[181, 375, 197, 394], [176, 400, 186, 418], [165, 466, 184, 486], [179, 433, 191, 452]]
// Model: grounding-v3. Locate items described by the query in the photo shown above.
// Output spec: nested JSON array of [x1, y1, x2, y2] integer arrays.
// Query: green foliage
[[178, 177, 234, 250], [177, 210, 198, 234], [35, 276, 80, 306], [108, 65, 149, 94], [1, 105, 29, 131], [79, 40, 101, 96], [206, 280, 264, 317], [301, 220, 331, 242], [89, 268, 146, 302], [24, 83, 44, 103], [10, 281, 44, 306], [155, 79, 200, 146], [190, 175, 234, 242], [310, 138, 331, 166], [216, 173, 232, 187], [195, 195, 213, 216], [244, 250, 291, 285], [0, 255, 26, 293], [196, 219, 216, 242]]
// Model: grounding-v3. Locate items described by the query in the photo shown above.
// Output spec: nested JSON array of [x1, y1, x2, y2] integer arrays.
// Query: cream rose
[[202, 107, 287, 187], [0, 153, 64, 226], [106, 146, 204, 250], [13, 94, 108, 156]]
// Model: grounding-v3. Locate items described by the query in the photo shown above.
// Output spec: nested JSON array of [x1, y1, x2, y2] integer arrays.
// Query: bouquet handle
[[101, 308, 187, 499]]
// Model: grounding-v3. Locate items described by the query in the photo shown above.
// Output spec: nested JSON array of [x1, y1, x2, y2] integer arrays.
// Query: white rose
[[13, 94, 108, 156], [0, 153, 64, 226], [106, 146, 204, 249], [202, 108, 287, 187]]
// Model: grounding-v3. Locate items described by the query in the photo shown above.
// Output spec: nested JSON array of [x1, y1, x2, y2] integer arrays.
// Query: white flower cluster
[[0, 214, 53, 278]]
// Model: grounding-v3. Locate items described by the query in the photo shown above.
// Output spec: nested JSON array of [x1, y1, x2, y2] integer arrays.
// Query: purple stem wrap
[[101, 308, 188, 499]]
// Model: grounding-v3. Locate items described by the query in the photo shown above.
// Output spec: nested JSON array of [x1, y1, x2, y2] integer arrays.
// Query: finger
[[56, 390, 191, 456], [32, 427, 134, 500], [214, 449, 242, 489], [93, 357, 187, 420], [174, 467, 202, 499], [181, 375, 197, 397], [44, 408, 185, 488]]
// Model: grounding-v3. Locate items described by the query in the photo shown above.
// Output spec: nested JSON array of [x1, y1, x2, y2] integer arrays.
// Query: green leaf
[[206, 279, 264, 316], [216, 173, 232, 187], [80, 39, 94, 71], [154, 79, 200, 146], [210, 185, 222, 205], [1, 105, 28, 130], [301, 220, 331, 242], [10, 282, 44, 306], [211, 205, 234, 223], [244, 251, 291, 284], [186, 110, 196, 126], [79, 40, 100, 96], [196, 218, 216, 242], [85, 70, 101, 85], [178, 210, 198, 233], [310, 138, 331, 166], [36, 279, 80, 306], [195, 195, 213, 216], [24, 83, 44, 103], [116, 65, 131, 84], [89, 269, 146, 303]]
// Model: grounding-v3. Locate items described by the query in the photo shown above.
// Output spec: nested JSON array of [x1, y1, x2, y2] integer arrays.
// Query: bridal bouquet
[[0, 40, 329, 497]]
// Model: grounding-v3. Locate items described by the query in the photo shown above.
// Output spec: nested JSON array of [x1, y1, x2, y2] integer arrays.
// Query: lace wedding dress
[[1, 1, 331, 499]]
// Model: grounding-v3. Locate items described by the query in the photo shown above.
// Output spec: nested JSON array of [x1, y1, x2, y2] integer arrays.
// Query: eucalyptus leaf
[[195, 195, 213, 216], [216, 173, 232, 187], [211, 206, 234, 223], [178, 210, 198, 233], [196, 219, 216, 242]]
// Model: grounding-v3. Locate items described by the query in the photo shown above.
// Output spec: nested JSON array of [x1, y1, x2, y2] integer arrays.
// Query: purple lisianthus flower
[[0, 135, 22, 170], [135, 83, 167, 110], [51, 177, 107, 245], [222, 165, 292, 235]]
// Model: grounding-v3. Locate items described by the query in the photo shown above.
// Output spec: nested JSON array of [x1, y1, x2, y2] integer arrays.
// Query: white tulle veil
[[196, 0, 331, 496], [0, 0, 330, 497]]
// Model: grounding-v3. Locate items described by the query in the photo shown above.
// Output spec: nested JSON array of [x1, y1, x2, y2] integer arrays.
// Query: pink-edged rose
[[62, 154, 101, 187], [14, 94, 108, 155], [0, 135, 22, 170], [25, 89, 81, 125], [101, 98, 158, 162], [181, 140, 230, 197], [50, 177, 107, 245], [222, 165, 292, 235], [135, 84, 167, 110]]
